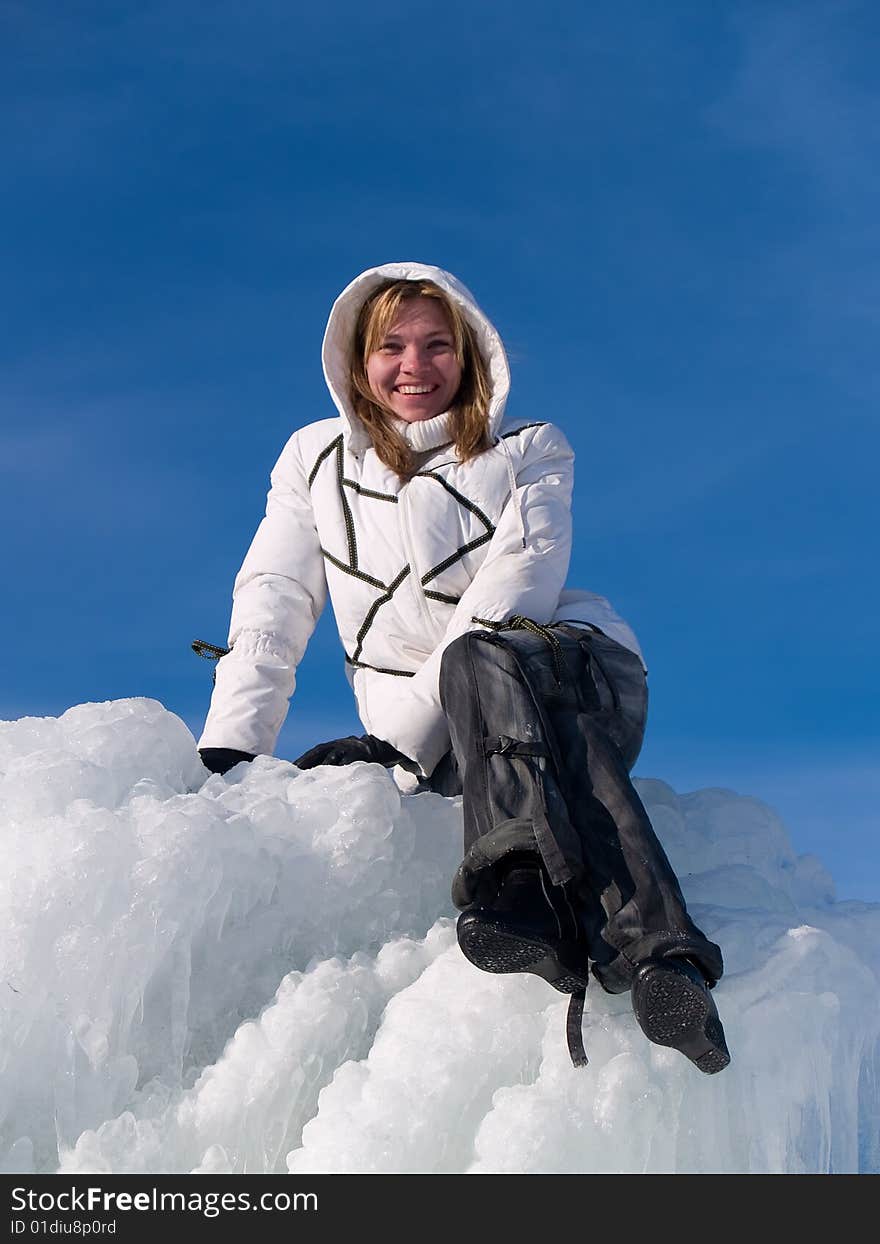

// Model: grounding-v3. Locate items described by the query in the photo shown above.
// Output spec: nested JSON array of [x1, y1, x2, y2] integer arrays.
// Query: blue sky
[[2, 1, 877, 898]]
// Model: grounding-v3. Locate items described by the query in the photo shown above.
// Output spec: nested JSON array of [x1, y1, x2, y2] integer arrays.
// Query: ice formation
[[0, 698, 877, 1175]]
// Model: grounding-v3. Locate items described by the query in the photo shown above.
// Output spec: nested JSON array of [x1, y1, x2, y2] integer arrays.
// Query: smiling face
[[365, 297, 463, 423]]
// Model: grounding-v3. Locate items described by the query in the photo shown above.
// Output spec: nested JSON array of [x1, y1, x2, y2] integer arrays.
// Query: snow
[[0, 698, 877, 1174]]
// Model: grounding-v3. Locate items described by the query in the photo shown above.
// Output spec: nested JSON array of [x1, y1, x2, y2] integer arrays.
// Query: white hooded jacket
[[198, 262, 644, 777]]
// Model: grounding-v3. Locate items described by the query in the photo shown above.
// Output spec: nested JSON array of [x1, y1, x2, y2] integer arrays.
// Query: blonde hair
[[349, 279, 494, 478]]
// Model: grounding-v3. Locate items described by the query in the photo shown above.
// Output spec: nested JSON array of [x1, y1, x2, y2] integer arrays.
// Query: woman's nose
[[400, 344, 429, 371]]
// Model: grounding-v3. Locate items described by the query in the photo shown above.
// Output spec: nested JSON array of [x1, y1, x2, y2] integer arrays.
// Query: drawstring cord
[[191, 639, 230, 685], [497, 436, 526, 549], [192, 639, 230, 661], [471, 614, 565, 685]]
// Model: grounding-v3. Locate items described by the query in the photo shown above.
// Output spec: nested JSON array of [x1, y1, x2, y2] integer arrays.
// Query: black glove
[[199, 747, 256, 775], [293, 734, 409, 770]]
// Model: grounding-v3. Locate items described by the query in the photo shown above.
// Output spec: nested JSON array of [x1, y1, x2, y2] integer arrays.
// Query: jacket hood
[[321, 261, 511, 457]]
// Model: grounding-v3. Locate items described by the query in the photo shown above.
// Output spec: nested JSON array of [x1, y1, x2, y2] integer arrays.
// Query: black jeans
[[430, 623, 723, 994]]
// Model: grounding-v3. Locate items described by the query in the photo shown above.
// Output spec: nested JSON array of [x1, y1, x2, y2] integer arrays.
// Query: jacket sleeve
[[197, 431, 328, 755], [378, 422, 574, 776]]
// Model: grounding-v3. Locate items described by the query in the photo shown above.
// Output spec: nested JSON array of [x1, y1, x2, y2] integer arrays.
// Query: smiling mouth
[[395, 385, 438, 395]]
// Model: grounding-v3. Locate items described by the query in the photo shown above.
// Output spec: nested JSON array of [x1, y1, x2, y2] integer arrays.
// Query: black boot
[[631, 958, 731, 1075], [456, 854, 589, 995]]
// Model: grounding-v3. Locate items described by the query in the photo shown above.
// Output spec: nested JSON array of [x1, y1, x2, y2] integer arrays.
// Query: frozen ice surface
[[0, 699, 877, 1174]]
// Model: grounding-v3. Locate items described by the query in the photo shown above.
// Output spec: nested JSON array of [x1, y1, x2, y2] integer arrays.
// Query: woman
[[197, 261, 729, 1073]]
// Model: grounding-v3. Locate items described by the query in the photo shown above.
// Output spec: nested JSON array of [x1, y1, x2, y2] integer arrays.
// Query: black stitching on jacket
[[321, 548, 388, 591], [342, 479, 399, 502], [424, 589, 461, 606], [336, 440, 358, 569], [352, 565, 412, 662], [500, 422, 547, 440], [345, 656, 415, 677], [308, 435, 343, 487], [421, 531, 494, 584], [414, 472, 495, 532]]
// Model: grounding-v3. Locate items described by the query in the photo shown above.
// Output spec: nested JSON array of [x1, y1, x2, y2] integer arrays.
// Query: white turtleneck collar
[[392, 410, 455, 454]]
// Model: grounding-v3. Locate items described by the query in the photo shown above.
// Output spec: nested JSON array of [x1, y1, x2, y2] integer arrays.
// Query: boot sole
[[456, 910, 588, 995], [633, 964, 731, 1075]]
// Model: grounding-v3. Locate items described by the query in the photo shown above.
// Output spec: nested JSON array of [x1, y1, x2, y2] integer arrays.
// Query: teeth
[[397, 386, 435, 394]]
